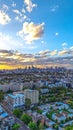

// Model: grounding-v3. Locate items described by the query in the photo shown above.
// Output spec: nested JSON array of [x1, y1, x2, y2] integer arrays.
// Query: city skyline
[[0, 0, 73, 69]]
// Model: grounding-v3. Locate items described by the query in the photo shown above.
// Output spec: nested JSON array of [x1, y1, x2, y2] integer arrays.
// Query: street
[[1, 102, 30, 130]]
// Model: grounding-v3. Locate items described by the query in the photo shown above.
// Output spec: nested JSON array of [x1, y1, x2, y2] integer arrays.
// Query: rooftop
[[8, 93, 24, 98], [0, 112, 8, 118]]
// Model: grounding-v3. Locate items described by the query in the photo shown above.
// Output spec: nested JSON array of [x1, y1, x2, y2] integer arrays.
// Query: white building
[[8, 93, 25, 109], [24, 89, 39, 104]]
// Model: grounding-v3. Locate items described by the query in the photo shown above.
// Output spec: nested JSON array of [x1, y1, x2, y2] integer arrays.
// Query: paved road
[[1, 103, 30, 130]]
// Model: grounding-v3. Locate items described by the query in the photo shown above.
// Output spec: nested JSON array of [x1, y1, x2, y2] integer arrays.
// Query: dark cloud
[[0, 49, 73, 69]]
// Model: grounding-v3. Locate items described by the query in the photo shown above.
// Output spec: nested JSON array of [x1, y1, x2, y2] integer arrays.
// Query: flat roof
[[0, 112, 8, 118], [8, 93, 24, 98]]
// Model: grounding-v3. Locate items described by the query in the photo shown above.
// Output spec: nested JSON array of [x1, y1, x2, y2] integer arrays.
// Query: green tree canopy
[[65, 125, 73, 130], [37, 109, 43, 114], [0, 91, 4, 101], [13, 108, 21, 118], [21, 113, 32, 125], [12, 123, 20, 130], [25, 98, 31, 109], [38, 123, 44, 130], [28, 121, 37, 130]]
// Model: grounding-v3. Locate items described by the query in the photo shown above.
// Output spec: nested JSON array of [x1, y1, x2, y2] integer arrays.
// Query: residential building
[[24, 89, 39, 104], [1, 116, 15, 130], [0, 105, 8, 121], [40, 88, 49, 94], [7, 93, 25, 109], [0, 82, 23, 92]]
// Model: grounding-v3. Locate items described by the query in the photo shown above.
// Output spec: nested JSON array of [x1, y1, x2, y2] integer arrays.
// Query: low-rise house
[[45, 118, 55, 127], [45, 128, 55, 130], [59, 126, 65, 130], [55, 102, 69, 110], [68, 113, 73, 118], [0, 105, 3, 114], [60, 120, 73, 128], [1, 116, 15, 130], [38, 104, 50, 111], [27, 111, 44, 123], [52, 113, 66, 123], [68, 109, 73, 113], [0, 105, 8, 121], [40, 89, 49, 94]]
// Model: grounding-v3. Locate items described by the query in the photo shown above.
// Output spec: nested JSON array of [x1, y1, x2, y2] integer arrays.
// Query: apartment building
[[7, 93, 25, 109], [0, 82, 23, 92], [24, 89, 39, 104]]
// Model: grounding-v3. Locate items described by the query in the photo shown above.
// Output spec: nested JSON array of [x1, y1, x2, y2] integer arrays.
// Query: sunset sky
[[0, 0, 73, 69]]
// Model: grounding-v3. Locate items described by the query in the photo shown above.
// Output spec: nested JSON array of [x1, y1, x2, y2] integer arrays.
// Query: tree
[[37, 109, 43, 114], [25, 98, 31, 109], [0, 91, 4, 101], [53, 124, 58, 130], [12, 123, 20, 130], [38, 123, 44, 130], [21, 113, 32, 125], [60, 120, 64, 124], [13, 108, 21, 118], [28, 122, 37, 130], [65, 125, 73, 130], [46, 112, 53, 119]]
